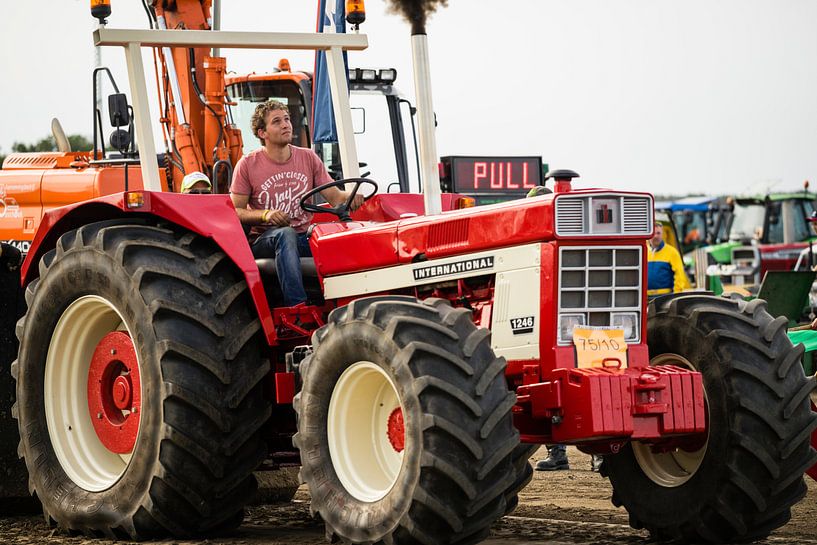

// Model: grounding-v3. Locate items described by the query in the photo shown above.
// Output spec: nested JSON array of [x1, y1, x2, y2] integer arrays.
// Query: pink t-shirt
[[230, 145, 332, 234]]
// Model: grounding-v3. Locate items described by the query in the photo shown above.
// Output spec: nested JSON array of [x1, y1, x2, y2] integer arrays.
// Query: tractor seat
[[255, 257, 318, 279]]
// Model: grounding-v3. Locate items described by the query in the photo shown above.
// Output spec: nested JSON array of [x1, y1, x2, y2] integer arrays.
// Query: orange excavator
[[146, 0, 244, 193]]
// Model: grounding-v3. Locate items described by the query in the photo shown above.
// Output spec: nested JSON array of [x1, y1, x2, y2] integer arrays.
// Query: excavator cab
[[226, 68, 313, 151]]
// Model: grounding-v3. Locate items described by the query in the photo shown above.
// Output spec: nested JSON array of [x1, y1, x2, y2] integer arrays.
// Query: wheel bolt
[[97, 412, 103, 419]]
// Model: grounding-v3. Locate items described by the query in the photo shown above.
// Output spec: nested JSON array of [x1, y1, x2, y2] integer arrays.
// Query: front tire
[[603, 294, 817, 542], [294, 296, 520, 545], [13, 220, 270, 538]]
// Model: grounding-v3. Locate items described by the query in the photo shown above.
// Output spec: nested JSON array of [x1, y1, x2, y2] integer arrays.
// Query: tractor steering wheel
[[299, 178, 378, 222]]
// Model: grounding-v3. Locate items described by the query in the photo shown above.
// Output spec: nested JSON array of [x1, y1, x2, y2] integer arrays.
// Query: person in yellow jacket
[[647, 221, 690, 297]]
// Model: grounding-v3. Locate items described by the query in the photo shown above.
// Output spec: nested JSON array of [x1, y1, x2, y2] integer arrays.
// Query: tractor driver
[[230, 100, 363, 306]]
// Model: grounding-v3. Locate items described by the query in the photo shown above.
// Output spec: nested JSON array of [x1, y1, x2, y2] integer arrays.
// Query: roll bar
[[94, 27, 368, 191]]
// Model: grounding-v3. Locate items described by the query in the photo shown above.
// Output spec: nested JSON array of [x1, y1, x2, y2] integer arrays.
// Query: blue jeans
[[251, 227, 312, 306]]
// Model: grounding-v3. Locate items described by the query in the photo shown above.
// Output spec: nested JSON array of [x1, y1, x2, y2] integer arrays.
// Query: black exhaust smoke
[[386, 0, 448, 34]]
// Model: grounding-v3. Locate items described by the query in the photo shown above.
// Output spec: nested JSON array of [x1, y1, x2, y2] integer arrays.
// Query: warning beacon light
[[346, 0, 366, 29], [91, 0, 111, 24]]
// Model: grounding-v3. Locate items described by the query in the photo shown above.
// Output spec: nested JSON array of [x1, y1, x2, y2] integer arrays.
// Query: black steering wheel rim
[[299, 178, 378, 222]]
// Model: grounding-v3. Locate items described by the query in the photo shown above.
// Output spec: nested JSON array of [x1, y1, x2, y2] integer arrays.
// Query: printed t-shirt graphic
[[230, 145, 333, 237]]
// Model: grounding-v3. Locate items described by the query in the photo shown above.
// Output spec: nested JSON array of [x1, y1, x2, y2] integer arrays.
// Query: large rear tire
[[0, 262, 30, 508], [13, 220, 270, 538], [603, 294, 817, 542], [294, 296, 520, 545]]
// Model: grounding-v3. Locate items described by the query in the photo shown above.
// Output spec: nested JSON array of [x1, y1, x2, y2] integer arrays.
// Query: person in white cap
[[180, 171, 212, 194]]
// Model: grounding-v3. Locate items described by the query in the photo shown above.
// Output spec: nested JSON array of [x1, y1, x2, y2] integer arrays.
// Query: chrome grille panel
[[555, 194, 653, 236], [622, 198, 651, 233], [557, 246, 643, 344], [555, 199, 586, 234]]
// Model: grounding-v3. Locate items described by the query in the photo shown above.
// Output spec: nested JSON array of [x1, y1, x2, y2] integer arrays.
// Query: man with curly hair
[[230, 100, 363, 306]]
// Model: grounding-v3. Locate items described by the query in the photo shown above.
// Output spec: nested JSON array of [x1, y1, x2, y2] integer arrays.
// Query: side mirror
[[108, 93, 129, 127], [109, 128, 131, 151]]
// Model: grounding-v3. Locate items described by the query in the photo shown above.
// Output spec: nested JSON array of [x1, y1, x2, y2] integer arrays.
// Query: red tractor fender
[[22, 190, 277, 345]]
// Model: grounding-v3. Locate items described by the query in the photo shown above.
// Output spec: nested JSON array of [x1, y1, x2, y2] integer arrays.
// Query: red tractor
[[1, 4, 815, 545]]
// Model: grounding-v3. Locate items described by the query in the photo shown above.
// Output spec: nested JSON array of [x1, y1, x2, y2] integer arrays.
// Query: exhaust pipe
[[388, 0, 448, 215], [411, 32, 442, 216]]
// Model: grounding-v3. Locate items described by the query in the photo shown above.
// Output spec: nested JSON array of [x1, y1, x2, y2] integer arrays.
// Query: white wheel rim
[[327, 361, 404, 502], [45, 295, 139, 492], [632, 353, 709, 487]]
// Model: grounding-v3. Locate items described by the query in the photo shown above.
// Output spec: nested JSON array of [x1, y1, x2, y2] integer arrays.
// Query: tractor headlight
[[558, 314, 585, 343], [611, 312, 639, 342]]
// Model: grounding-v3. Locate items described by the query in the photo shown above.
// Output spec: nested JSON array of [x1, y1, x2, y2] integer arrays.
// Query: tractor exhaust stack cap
[[545, 169, 580, 194]]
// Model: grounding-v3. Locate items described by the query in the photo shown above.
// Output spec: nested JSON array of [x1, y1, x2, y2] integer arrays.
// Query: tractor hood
[[310, 189, 654, 278]]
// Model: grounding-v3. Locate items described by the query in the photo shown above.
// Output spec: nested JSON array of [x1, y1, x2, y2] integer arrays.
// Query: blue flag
[[312, 0, 347, 144]]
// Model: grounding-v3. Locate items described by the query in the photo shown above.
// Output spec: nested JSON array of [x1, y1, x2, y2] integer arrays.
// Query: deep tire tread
[[15, 220, 268, 539], [297, 296, 520, 545], [609, 293, 817, 543]]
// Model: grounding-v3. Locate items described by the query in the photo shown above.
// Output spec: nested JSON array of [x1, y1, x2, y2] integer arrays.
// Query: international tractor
[[1, 2, 816, 545]]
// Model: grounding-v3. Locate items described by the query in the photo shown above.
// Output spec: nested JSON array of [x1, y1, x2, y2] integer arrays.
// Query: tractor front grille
[[555, 194, 653, 237], [557, 246, 643, 345]]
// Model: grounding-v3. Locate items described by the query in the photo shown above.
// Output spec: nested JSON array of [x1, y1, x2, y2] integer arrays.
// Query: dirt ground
[[2, 447, 816, 545]]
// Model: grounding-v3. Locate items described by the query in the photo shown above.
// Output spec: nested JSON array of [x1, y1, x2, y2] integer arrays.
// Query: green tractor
[[698, 192, 817, 291], [707, 192, 816, 268]]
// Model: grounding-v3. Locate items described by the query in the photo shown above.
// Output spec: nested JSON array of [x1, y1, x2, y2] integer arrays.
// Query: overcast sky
[[2, 1, 816, 195]]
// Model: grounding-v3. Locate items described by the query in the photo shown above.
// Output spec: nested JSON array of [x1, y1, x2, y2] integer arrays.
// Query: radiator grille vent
[[427, 218, 470, 254], [555, 199, 586, 235], [2, 153, 61, 170], [622, 198, 651, 234], [494, 277, 511, 323]]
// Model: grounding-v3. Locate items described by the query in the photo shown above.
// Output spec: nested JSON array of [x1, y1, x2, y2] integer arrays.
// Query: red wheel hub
[[387, 407, 405, 453], [87, 331, 141, 454]]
